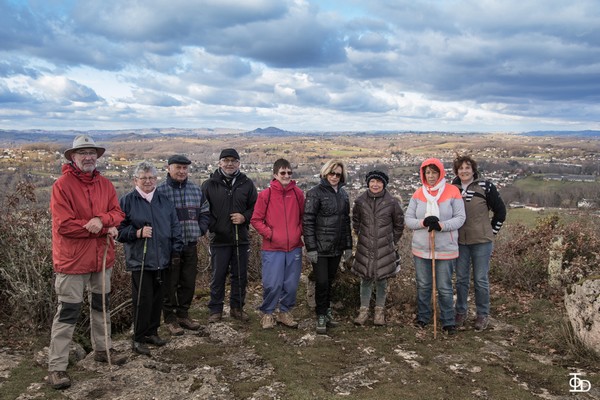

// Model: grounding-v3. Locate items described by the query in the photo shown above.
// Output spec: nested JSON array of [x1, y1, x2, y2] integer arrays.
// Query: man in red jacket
[[47, 135, 127, 390], [251, 158, 305, 329]]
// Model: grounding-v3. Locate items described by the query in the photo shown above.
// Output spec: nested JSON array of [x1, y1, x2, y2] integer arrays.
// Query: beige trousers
[[47, 270, 112, 372]]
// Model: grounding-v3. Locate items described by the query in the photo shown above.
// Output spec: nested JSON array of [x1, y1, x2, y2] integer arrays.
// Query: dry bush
[[492, 214, 600, 294], [0, 182, 133, 339], [0, 181, 55, 331]]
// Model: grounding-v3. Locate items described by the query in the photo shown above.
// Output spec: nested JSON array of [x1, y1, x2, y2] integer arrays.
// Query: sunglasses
[[279, 171, 293, 176], [328, 172, 342, 178]]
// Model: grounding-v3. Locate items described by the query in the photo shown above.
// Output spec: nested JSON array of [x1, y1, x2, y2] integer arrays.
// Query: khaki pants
[[48, 270, 112, 372]]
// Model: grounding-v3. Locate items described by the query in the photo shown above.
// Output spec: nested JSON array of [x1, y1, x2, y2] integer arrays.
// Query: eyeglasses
[[328, 172, 342, 178], [136, 176, 157, 181], [75, 150, 98, 157], [220, 158, 239, 165], [279, 171, 293, 176]]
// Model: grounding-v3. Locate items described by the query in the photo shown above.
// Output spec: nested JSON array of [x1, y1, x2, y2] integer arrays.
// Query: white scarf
[[423, 179, 446, 218], [136, 186, 155, 203]]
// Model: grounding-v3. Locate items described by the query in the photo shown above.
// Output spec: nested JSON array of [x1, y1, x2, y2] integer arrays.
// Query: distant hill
[[0, 127, 245, 145], [522, 130, 600, 137], [244, 126, 307, 136], [2, 127, 600, 146]]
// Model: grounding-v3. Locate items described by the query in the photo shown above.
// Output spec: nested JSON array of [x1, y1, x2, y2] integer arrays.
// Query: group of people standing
[[46, 134, 505, 390]]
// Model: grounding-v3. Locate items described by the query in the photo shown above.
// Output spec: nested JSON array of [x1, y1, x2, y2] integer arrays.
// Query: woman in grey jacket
[[405, 158, 465, 335], [351, 170, 404, 326]]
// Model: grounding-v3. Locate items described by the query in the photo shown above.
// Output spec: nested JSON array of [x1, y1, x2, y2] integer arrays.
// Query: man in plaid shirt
[[157, 154, 210, 335]]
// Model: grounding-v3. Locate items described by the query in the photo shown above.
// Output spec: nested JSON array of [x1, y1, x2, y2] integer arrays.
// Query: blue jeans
[[414, 256, 455, 327], [259, 248, 302, 314], [455, 242, 493, 317]]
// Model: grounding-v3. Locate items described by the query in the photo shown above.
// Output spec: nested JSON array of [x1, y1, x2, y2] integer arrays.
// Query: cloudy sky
[[1, 0, 599, 133]]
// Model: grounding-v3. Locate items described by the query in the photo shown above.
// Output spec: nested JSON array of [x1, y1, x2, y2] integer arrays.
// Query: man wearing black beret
[[157, 154, 209, 335], [202, 148, 257, 322]]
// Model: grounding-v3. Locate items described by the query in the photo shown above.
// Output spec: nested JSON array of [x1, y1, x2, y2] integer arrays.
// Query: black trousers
[[163, 243, 198, 322], [313, 255, 341, 316], [132, 269, 164, 342], [208, 244, 249, 314]]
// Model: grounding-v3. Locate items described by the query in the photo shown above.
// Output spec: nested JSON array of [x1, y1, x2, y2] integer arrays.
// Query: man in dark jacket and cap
[[157, 154, 209, 335], [202, 148, 257, 323]]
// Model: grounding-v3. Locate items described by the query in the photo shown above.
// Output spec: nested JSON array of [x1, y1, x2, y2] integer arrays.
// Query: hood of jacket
[[419, 158, 445, 188]]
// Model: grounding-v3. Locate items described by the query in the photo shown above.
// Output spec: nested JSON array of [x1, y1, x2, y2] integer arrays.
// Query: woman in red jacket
[[251, 159, 305, 330]]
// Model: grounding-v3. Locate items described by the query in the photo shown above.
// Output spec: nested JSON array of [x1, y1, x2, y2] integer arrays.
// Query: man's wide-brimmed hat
[[64, 134, 106, 161]]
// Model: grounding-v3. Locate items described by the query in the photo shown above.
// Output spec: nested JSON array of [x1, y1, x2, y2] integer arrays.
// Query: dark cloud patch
[[0, 83, 37, 104], [70, 0, 289, 42], [348, 31, 392, 52], [0, 2, 47, 51], [189, 87, 275, 108], [125, 90, 182, 107], [0, 60, 43, 78], [295, 87, 331, 106]]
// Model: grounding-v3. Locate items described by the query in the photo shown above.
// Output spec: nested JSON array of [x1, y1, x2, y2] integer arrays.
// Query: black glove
[[423, 216, 439, 227], [428, 221, 442, 232], [170, 252, 181, 269]]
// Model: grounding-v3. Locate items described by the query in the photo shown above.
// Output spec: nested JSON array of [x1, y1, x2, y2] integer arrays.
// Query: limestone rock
[[564, 277, 600, 356]]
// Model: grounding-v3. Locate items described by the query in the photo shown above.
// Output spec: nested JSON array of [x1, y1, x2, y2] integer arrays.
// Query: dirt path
[[2, 288, 600, 399]]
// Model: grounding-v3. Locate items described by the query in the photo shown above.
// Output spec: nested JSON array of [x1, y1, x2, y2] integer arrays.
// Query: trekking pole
[[235, 224, 243, 315], [134, 223, 150, 345], [430, 230, 437, 339], [101, 234, 112, 367]]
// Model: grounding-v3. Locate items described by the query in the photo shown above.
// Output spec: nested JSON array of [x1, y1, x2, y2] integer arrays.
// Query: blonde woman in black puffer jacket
[[351, 170, 404, 326]]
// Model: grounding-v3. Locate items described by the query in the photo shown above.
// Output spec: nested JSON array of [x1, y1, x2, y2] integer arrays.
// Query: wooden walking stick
[[430, 230, 437, 339], [101, 235, 112, 367]]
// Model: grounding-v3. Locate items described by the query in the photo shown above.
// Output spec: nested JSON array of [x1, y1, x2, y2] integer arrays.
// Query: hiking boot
[[455, 313, 467, 327], [276, 312, 299, 328], [373, 306, 386, 326], [354, 307, 369, 326], [178, 317, 200, 331], [94, 348, 128, 365], [144, 335, 167, 346], [316, 315, 327, 335], [261, 313, 275, 329], [442, 325, 457, 335], [167, 321, 184, 336], [230, 308, 250, 322], [132, 341, 151, 356], [208, 312, 222, 323], [325, 308, 339, 328], [48, 371, 71, 390], [474, 315, 489, 331], [413, 319, 427, 329]]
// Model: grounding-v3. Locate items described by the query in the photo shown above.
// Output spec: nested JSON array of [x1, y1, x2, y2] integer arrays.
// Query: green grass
[[514, 175, 597, 192], [506, 208, 543, 227]]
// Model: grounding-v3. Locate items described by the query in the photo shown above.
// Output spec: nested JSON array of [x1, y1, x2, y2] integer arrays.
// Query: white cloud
[[0, 0, 600, 131]]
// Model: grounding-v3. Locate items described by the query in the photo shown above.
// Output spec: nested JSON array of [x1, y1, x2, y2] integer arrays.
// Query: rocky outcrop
[[564, 277, 600, 356]]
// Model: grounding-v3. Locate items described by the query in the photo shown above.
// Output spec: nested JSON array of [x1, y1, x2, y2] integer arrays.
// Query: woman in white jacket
[[405, 158, 465, 335]]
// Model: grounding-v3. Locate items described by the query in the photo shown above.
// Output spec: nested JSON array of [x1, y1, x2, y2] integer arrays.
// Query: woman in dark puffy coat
[[118, 161, 183, 356], [351, 170, 404, 326], [303, 159, 352, 335]]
